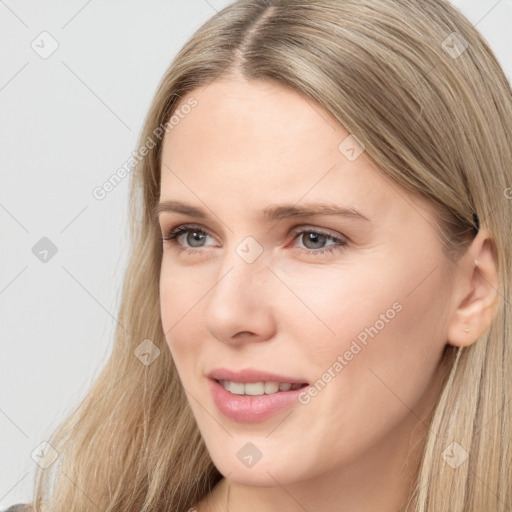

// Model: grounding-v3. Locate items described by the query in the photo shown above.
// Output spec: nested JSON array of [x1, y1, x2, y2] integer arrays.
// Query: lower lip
[[209, 379, 308, 423]]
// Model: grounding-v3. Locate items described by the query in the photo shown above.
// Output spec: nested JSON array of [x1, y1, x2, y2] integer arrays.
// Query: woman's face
[[157, 76, 457, 488]]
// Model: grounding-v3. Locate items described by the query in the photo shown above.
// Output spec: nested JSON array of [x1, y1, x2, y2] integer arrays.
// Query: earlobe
[[447, 229, 499, 348]]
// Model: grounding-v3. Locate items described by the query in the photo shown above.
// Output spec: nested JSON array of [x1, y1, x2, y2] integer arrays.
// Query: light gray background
[[1, 0, 510, 508]]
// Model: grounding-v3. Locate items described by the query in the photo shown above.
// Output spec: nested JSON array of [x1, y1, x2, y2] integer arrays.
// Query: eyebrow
[[153, 200, 370, 223]]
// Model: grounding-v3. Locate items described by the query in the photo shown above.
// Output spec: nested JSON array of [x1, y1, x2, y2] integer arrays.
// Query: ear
[[447, 228, 499, 347]]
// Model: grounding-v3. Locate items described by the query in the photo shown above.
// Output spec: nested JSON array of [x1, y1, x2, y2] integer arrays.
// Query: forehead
[[163, 78, 343, 175], [158, 77, 429, 225]]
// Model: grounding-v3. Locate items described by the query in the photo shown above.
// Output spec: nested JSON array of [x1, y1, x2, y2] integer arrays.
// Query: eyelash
[[160, 223, 348, 257]]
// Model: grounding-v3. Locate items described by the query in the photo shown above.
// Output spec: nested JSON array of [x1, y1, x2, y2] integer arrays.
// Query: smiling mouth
[[215, 379, 309, 396]]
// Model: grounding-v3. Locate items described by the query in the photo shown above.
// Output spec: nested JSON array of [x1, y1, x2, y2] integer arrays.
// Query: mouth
[[209, 378, 311, 423]]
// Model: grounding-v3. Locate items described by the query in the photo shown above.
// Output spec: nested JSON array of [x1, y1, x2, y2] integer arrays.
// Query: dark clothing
[[3, 505, 33, 512]]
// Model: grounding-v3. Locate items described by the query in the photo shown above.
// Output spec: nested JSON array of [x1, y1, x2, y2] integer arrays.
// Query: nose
[[203, 248, 276, 346]]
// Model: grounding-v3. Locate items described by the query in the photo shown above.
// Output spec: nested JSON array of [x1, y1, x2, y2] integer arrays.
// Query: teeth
[[219, 380, 305, 396], [264, 382, 279, 394]]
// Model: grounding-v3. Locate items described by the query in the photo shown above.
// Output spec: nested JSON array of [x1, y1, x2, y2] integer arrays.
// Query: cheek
[[284, 265, 450, 468], [159, 256, 211, 316], [292, 251, 449, 396], [159, 260, 206, 361], [276, 261, 401, 360]]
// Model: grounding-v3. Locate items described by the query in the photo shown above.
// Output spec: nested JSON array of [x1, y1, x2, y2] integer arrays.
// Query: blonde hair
[[30, 1, 512, 511]]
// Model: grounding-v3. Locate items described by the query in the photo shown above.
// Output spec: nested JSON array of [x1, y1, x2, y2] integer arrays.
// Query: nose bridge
[[211, 239, 268, 306], [204, 238, 274, 341]]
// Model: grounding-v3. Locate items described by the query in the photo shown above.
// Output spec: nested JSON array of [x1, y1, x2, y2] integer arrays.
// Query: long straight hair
[[31, 1, 512, 511]]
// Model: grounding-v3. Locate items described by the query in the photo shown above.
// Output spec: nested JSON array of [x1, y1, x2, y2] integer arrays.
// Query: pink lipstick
[[207, 368, 309, 423]]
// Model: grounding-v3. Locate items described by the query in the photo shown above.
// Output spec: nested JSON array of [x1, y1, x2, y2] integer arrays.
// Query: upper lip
[[208, 368, 309, 384]]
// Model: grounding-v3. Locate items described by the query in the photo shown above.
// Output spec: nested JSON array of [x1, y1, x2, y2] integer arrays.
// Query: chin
[[207, 444, 309, 488]]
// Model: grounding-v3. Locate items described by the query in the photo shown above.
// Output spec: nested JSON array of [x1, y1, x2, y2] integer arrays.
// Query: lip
[[209, 378, 309, 423], [207, 367, 308, 384]]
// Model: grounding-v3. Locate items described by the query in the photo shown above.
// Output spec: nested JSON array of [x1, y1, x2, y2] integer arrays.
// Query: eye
[[161, 224, 216, 251], [289, 227, 348, 256], [160, 224, 348, 256]]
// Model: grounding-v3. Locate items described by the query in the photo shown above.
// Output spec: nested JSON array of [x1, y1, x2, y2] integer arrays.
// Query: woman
[[13, 0, 512, 510]]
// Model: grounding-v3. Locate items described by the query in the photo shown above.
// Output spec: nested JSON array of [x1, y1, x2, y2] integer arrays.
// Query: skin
[[157, 75, 499, 512]]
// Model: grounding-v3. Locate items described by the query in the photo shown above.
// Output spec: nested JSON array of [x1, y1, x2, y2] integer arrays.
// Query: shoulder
[[3, 504, 33, 512]]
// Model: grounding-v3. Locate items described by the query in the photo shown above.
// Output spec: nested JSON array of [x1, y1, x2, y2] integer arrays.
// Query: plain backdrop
[[1, 0, 511, 508]]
